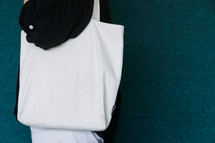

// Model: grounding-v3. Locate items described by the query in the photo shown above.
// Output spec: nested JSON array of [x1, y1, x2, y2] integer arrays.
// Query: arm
[[19, 0, 94, 50], [24, 0, 28, 4]]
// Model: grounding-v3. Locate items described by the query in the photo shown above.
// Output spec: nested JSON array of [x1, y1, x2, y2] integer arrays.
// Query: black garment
[[99, 0, 112, 23], [19, 0, 94, 50], [14, 0, 121, 142], [93, 88, 122, 143]]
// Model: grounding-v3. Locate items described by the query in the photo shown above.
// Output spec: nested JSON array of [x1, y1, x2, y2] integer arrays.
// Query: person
[[14, 0, 122, 142]]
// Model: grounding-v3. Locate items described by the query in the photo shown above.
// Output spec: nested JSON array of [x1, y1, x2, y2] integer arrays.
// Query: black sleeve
[[18, 0, 94, 50]]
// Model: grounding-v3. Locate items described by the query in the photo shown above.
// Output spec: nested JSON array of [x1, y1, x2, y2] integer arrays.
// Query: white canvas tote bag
[[17, 0, 124, 131]]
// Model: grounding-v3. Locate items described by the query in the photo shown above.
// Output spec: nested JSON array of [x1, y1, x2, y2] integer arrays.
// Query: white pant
[[30, 126, 104, 143]]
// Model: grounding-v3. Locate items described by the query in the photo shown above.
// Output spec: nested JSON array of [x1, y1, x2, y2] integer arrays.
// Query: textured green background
[[1, 0, 215, 142]]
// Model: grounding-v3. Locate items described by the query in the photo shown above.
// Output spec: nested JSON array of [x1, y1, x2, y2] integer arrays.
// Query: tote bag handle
[[92, 0, 100, 21]]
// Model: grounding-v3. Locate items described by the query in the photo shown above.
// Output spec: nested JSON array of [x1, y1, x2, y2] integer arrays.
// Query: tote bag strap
[[92, 0, 100, 21]]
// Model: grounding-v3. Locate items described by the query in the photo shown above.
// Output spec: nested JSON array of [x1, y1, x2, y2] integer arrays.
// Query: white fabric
[[92, 0, 100, 21], [17, 0, 124, 131], [30, 126, 104, 143], [30, 1, 104, 142]]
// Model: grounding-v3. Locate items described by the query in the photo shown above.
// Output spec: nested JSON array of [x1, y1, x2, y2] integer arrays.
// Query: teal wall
[[0, 0, 32, 143], [110, 0, 215, 142], [1, 0, 215, 142]]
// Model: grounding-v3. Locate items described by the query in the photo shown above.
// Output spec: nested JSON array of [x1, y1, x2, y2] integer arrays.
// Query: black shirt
[[19, 0, 94, 50]]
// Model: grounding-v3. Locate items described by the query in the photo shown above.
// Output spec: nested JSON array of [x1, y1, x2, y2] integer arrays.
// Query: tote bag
[[17, 0, 124, 131]]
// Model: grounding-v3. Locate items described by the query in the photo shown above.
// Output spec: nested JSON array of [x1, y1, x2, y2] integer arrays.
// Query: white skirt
[[30, 126, 104, 143]]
